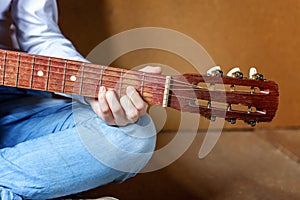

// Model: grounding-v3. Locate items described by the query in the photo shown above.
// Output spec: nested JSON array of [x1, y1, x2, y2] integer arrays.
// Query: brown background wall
[[55, 1, 300, 199], [57, 0, 300, 130]]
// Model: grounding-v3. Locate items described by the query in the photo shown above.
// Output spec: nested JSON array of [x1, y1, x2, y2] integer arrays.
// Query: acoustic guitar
[[0, 49, 279, 126]]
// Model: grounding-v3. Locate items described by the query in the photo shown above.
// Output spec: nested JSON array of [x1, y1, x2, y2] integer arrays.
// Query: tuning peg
[[227, 67, 243, 78], [206, 102, 216, 122], [227, 118, 236, 124], [207, 66, 223, 77], [207, 66, 220, 75], [254, 73, 264, 80], [244, 120, 257, 127], [249, 67, 257, 78], [249, 67, 264, 80], [207, 101, 212, 109], [227, 104, 232, 111], [248, 106, 253, 113], [210, 116, 217, 122]]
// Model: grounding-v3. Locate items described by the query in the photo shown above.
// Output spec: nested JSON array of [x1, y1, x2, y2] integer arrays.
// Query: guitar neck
[[0, 49, 280, 124], [0, 49, 167, 106]]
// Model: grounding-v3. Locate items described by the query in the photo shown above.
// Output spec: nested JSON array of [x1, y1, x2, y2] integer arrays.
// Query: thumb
[[139, 66, 162, 74]]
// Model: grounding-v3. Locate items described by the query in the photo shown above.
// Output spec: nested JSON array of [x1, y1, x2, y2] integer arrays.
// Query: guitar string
[[2, 72, 258, 108], [1, 52, 269, 91], [3, 70, 237, 93], [1, 56, 260, 104], [0, 51, 213, 88], [2, 69, 199, 93], [1, 57, 198, 87], [0, 54, 273, 116], [3, 74, 210, 95], [1, 71, 229, 100], [4, 73, 250, 93], [4, 55, 262, 90], [2, 61, 261, 102], [3, 71, 168, 92], [2, 78, 260, 110], [3, 71, 258, 95], [1, 56, 168, 81], [2, 65, 258, 97]]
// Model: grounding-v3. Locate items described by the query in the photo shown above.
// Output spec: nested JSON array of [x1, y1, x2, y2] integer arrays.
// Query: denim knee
[[0, 187, 22, 200], [76, 113, 157, 176], [0, 104, 157, 199], [105, 114, 158, 183]]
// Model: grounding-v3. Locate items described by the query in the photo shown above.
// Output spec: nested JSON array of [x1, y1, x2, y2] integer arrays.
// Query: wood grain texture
[[0, 49, 166, 106], [57, 0, 300, 129], [170, 74, 279, 122], [0, 49, 279, 124]]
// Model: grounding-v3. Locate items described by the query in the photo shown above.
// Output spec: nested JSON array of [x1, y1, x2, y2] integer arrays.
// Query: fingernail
[[126, 86, 135, 96], [100, 86, 106, 93]]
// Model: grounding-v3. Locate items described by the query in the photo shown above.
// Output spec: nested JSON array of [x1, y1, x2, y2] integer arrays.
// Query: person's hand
[[85, 66, 162, 126]]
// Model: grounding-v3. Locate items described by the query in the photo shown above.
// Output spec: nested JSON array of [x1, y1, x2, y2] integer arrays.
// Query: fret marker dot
[[70, 75, 77, 82], [37, 70, 44, 76]]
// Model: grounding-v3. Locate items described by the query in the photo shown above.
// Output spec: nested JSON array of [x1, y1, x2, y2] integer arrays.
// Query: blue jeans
[[0, 87, 156, 199]]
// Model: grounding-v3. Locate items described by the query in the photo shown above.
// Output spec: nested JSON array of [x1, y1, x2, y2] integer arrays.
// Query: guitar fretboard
[[0, 49, 166, 106]]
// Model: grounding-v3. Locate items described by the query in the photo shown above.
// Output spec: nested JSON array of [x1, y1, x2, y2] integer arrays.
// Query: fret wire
[[19, 71, 230, 93], [4, 56, 167, 81], [16, 53, 21, 87], [61, 82, 165, 98], [62, 60, 67, 93], [23, 68, 241, 102], [9, 74, 166, 105], [3, 52, 264, 108], [30, 55, 35, 89], [2, 54, 194, 89], [4, 62, 168, 90], [2, 57, 176, 86], [46, 57, 51, 91], [79, 63, 85, 95], [16, 75, 164, 90], [5, 67, 249, 104], [119, 68, 124, 96], [4, 67, 167, 91], [99, 65, 105, 86], [0, 51, 199, 106], [141, 72, 145, 96], [59, 81, 164, 97], [2, 50, 7, 84], [14, 76, 166, 96], [2, 53, 195, 88]]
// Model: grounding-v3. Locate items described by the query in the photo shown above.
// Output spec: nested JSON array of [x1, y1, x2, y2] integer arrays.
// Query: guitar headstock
[[168, 67, 279, 126]]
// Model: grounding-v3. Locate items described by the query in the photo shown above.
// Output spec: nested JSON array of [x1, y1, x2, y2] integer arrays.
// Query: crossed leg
[[0, 94, 156, 199]]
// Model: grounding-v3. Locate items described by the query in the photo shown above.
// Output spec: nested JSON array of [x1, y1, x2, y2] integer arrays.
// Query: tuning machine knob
[[210, 116, 217, 122], [249, 67, 264, 80], [244, 120, 257, 127], [227, 67, 243, 78], [227, 118, 237, 124], [204, 115, 216, 122], [207, 66, 223, 77]]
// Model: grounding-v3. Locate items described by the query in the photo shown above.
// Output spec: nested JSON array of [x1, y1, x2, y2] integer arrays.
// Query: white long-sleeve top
[[0, 0, 86, 61], [0, 0, 88, 102]]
